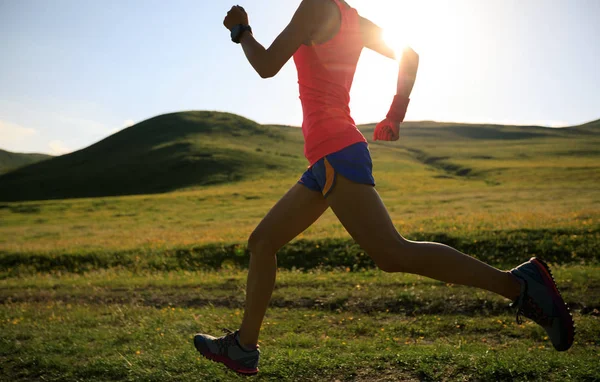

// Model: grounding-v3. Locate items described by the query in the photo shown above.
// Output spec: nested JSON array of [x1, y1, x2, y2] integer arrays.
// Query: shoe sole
[[531, 258, 575, 351], [194, 336, 259, 376]]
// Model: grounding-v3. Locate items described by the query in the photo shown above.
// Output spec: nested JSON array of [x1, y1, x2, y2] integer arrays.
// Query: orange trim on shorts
[[322, 158, 336, 196]]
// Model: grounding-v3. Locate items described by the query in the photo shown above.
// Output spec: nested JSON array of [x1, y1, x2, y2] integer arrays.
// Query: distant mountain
[[0, 149, 52, 175], [360, 120, 596, 140], [0, 111, 306, 202], [0, 111, 597, 202], [569, 118, 600, 133]]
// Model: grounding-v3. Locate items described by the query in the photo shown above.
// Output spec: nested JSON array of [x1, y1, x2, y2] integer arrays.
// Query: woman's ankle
[[504, 271, 523, 301], [236, 330, 258, 351]]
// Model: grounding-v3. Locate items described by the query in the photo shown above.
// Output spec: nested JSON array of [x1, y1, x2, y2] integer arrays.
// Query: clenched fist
[[223, 5, 249, 30], [373, 119, 400, 141]]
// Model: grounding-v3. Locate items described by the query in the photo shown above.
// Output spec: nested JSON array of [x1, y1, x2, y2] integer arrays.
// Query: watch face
[[231, 25, 242, 43]]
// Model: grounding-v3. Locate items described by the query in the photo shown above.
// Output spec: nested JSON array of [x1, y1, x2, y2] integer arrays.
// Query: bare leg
[[327, 175, 521, 300], [239, 184, 328, 347]]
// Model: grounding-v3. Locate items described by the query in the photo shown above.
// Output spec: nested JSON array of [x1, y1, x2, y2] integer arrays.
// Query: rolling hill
[[0, 111, 307, 201], [0, 112, 597, 202], [0, 149, 52, 175], [569, 118, 600, 134]]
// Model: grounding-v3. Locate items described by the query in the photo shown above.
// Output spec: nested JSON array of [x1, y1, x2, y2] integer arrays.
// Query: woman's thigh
[[326, 174, 405, 261], [250, 183, 329, 253]]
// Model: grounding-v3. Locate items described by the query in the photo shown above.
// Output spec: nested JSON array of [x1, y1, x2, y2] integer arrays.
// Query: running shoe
[[194, 329, 260, 375], [510, 257, 575, 351]]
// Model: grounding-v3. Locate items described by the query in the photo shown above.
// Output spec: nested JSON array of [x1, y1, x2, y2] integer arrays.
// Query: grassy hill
[[0, 112, 307, 201], [0, 149, 51, 175], [0, 112, 598, 202], [569, 118, 600, 134]]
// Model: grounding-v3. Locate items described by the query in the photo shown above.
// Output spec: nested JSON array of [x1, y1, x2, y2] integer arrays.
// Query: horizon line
[[2, 114, 597, 156]]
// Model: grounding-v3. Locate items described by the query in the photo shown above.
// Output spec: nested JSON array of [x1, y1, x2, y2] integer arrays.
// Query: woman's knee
[[368, 236, 413, 273], [374, 258, 397, 273], [247, 229, 278, 257]]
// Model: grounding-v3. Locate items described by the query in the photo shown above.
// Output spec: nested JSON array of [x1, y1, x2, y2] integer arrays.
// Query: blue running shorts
[[298, 142, 375, 197]]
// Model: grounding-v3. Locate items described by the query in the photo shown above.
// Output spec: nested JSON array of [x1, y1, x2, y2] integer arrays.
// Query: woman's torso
[[293, 0, 366, 166]]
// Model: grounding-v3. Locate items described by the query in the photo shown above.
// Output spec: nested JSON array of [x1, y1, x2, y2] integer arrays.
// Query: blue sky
[[1, 0, 599, 155]]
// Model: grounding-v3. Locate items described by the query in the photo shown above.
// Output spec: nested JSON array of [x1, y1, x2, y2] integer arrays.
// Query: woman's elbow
[[259, 70, 274, 79], [258, 64, 280, 79]]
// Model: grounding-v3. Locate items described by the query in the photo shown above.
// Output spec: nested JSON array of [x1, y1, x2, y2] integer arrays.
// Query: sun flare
[[349, 0, 468, 123], [382, 29, 409, 60], [353, 0, 455, 59]]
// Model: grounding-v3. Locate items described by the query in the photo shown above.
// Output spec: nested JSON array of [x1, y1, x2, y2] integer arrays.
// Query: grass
[[1, 113, 598, 254], [0, 229, 598, 278], [1, 268, 599, 381], [1, 112, 599, 380]]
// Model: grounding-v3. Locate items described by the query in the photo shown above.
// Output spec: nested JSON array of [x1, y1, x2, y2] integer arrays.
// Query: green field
[[2, 268, 599, 381], [1, 112, 599, 381]]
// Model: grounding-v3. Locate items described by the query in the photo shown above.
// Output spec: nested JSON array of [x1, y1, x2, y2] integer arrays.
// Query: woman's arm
[[359, 15, 419, 141], [359, 16, 396, 60], [223, 1, 322, 79], [359, 16, 419, 97]]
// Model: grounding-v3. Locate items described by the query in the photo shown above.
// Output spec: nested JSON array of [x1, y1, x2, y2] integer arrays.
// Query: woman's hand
[[223, 5, 249, 30], [373, 119, 400, 141], [226, 0, 318, 79]]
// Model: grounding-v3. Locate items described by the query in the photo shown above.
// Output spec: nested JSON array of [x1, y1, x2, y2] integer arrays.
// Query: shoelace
[[511, 279, 527, 325], [519, 296, 552, 327], [512, 284, 552, 327], [215, 328, 237, 355]]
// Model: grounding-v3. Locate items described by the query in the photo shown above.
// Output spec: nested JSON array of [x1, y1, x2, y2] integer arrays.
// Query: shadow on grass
[[1, 228, 597, 276]]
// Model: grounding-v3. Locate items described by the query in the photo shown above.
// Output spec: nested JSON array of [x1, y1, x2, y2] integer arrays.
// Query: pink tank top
[[293, 0, 366, 166]]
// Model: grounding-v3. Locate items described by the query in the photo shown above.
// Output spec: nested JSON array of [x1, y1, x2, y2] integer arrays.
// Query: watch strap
[[231, 24, 252, 44]]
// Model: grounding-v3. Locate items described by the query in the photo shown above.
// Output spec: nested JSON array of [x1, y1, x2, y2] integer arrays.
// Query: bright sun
[[382, 29, 410, 60], [353, 0, 454, 59], [348, 0, 467, 124]]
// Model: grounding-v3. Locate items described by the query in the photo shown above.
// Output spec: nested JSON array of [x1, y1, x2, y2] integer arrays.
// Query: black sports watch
[[231, 24, 252, 44]]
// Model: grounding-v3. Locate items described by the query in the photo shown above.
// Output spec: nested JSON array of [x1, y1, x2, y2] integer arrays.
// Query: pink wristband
[[386, 95, 410, 123]]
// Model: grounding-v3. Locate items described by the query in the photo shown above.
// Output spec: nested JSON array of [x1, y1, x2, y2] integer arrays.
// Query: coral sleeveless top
[[293, 0, 366, 166]]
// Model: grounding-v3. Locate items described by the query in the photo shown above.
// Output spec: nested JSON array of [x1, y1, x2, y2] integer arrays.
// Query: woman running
[[194, 0, 574, 375]]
